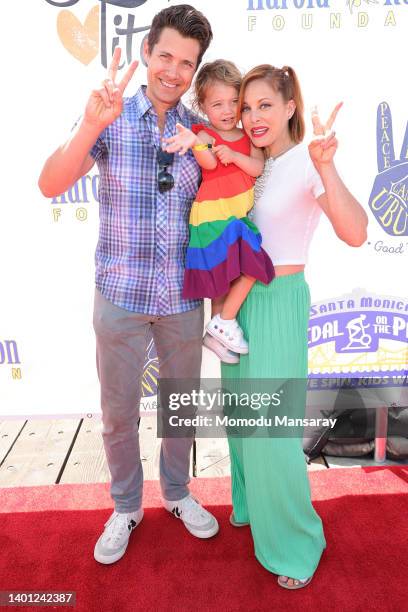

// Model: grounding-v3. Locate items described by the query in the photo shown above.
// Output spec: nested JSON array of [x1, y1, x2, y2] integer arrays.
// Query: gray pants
[[93, 288, 204, 513]]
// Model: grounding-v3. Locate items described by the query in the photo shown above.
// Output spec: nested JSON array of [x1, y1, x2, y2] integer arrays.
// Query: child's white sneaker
[[206, 315, 249, 354], [203, 333, 240, 364]]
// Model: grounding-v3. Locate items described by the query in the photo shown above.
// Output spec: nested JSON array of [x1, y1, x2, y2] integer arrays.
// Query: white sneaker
[[206, 315, 249, 354], [163, 494, 219, 538], [203, 333, 240, 364], [94, 508, 144, 564]]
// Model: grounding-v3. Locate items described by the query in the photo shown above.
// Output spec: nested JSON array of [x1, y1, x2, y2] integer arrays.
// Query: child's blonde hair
[[193, 59, 242, 114]]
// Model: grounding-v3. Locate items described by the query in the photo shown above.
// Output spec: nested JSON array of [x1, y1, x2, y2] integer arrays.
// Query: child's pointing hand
[[162, 123, 197, 155]]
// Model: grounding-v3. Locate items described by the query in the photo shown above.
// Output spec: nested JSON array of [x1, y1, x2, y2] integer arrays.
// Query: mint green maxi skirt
[[221, 272, 326, 580]]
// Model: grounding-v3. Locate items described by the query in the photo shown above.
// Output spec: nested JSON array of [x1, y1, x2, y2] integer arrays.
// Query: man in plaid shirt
[[39, 4, 218, 564]]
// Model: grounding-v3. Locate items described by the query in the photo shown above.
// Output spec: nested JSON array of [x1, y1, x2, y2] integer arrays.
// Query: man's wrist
[[80, 116, 106, 139]]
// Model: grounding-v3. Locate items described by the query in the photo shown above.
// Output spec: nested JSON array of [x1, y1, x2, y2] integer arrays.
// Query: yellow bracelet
[[193, 143, 212, 151]]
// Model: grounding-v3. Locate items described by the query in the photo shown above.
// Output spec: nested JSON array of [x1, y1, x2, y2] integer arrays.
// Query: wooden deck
[[0, 416, 402, 489]]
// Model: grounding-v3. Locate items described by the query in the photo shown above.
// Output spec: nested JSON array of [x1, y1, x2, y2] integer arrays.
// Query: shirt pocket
[[175, 150, 201, 200], [106, 125, 153, 195]]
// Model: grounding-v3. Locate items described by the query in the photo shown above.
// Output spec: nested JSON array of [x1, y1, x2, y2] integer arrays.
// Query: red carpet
[[0, 467, 407, 612]]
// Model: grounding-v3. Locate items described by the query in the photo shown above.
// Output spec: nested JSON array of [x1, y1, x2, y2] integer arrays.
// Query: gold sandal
[[229, 512, 249, 527], [278, 575, 313, 590]]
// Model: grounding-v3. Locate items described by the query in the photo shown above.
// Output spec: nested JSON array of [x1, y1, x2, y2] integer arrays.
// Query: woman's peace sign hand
[[311, 102, 342, 139], [308, 102, 342, 166], [84, 47, 138, 131]]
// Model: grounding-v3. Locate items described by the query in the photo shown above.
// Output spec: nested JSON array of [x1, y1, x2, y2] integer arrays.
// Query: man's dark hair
[[147, 4, 213, 67]]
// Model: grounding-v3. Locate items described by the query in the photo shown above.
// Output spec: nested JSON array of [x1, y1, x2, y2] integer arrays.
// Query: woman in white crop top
[[221, 65, 368, 590]]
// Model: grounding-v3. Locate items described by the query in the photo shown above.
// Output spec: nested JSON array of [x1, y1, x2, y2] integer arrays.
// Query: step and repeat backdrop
[[1, 0, 407, 417]]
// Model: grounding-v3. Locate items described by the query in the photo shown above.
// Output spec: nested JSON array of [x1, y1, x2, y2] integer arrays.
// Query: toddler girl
[[163, 60, 274, 363]]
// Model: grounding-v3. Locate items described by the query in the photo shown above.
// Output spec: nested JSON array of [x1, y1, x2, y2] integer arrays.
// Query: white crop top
[[251, 143, 325, 265]]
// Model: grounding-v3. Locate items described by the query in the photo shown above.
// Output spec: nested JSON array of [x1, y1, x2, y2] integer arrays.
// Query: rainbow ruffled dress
[[182, 124, 275, 299]]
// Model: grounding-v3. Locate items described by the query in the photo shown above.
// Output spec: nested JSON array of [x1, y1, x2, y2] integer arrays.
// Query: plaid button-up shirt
[[90, 86, 202, 315]]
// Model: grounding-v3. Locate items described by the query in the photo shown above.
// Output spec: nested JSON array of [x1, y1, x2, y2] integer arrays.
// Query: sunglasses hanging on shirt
[[157, 149, 175, 194]]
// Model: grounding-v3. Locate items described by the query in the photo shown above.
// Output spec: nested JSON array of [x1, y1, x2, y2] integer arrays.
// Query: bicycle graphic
[[341, 315, 372, 350]]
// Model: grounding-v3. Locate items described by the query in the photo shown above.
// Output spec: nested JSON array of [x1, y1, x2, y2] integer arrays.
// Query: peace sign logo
[[368, 102, 408, 237]]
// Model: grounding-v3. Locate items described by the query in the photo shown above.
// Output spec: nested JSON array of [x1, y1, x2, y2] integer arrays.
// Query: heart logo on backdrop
[[57, 6, 99, 66]]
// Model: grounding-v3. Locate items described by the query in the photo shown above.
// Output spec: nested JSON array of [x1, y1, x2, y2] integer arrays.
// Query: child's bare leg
[[211, 296, 225, 318], [221, 275, 256, 320]]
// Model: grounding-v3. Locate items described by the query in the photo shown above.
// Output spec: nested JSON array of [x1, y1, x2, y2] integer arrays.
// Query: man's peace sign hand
[[84, 47, 138, 131]]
